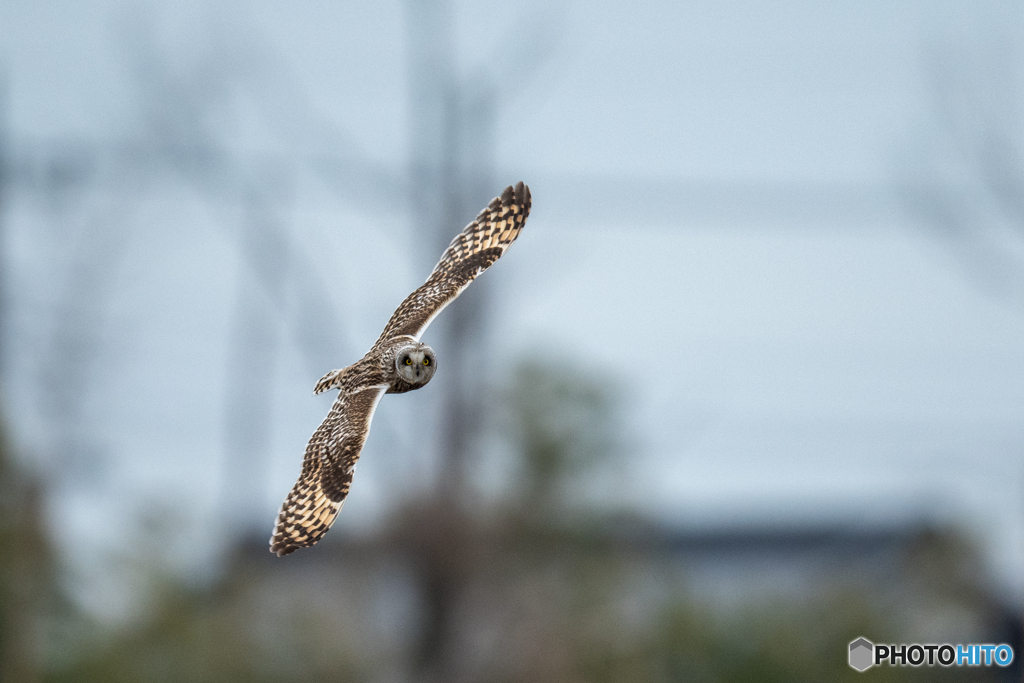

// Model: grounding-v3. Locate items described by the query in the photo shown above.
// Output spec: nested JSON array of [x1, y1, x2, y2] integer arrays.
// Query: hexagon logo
[[849, 637, 874, 672]]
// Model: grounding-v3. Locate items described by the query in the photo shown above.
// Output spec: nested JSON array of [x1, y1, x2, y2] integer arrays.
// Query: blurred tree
[[0, 430, 56, 683], [503, 358, 619, 516], [595, 591, 995, 683], [384, 354, 626, 682], [902, 40, 1024, 307], [34, 357, 1018, 683], [46, 561, 370, 683]]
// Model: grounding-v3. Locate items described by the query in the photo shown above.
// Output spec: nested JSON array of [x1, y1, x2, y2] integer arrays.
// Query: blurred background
[[1, 0, 1023, 681]]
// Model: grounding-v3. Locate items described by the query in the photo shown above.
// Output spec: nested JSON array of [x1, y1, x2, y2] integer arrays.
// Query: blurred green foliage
[[578, 593, 996, 683], [47, 577, 368, 683], [504, 359, 618, 512], [0, 427, 58, 683], [0, 359, 1016, 682]]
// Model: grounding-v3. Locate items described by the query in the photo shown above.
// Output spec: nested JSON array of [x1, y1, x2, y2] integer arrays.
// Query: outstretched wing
[[270, 384, 387, 556], [374, 181, 531, 347]]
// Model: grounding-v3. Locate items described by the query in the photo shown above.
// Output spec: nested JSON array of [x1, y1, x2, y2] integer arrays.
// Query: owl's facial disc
[[395, 344, 436, 386]]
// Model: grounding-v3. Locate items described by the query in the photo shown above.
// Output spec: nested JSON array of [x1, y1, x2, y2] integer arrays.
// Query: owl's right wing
[[270, 384, 387, 556], [373, 182, 531, 347]]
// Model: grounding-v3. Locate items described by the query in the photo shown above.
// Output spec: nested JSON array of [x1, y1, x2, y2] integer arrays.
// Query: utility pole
[[402, 2, 501, 680], [404, 1, 498, 505]]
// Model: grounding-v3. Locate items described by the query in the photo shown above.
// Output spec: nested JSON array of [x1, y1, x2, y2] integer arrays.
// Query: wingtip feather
[[511, 181, 530, 216], [501, 181, 530, 206]]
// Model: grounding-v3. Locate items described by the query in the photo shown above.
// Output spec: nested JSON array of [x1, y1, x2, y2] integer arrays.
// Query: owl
[[270, 182, 532, 556]]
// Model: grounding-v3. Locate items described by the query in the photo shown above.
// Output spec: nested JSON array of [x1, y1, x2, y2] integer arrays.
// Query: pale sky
[[2, 0, 1023, 614]]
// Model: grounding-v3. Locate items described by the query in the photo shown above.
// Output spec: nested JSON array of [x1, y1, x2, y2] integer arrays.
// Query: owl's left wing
[[270, 384, 387, 556], [373, 181, 531, 347]]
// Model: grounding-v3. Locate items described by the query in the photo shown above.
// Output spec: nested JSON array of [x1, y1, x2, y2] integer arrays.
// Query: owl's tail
[[314, 367, 347, 394]]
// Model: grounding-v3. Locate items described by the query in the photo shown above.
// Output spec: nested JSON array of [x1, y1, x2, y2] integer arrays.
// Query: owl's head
[[395, 343, 436, 386]]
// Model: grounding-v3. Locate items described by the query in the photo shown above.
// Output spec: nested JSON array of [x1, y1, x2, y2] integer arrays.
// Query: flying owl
[[270, 182, 532, 556]]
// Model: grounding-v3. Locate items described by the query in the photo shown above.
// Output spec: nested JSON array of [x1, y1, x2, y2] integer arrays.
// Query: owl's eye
[[423, 358, 430, 366], [404, 358, 412, 365]]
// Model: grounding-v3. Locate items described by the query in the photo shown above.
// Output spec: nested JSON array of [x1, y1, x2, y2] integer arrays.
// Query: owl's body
[[270, 182, 531, 556]]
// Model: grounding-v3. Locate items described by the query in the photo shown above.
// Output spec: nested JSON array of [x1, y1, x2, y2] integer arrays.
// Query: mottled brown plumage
[[270, 182, 531, 556], [375, 182, 531, 345]]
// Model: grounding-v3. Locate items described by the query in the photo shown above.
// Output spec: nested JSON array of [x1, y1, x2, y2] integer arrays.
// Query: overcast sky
[[2, 0, 1023, 614]]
